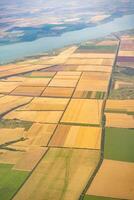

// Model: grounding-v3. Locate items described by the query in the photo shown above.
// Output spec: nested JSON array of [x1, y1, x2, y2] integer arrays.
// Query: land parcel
[[105, 100, 134, 128], [61, 99, 103, 126], [73, 72, 110, 98], [13, 148, 100, 200], [49, 124, 102, 149], [86, 159, 134, 200]]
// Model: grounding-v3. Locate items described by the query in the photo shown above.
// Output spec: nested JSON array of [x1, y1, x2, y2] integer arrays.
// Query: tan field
[[0, 150, 24, 165], [0, 81, 20, 94], [61, 99, 103, 125], [49, 78, 78, 87], [65, 58, 113, 66], [114, 80, 133, 89], [42, 87, 74, 97], [105, 112, 134, 128], [105, 100, 134, 113], [25, 123, 56, 146], [97, 40, 118, 46], [56, 71, 81, 76], [118, 51, 134, 57], [76, 65, 112, 73], [87, 159, 134, 200], [2, 76, 26, 82], [53, 75, 80, 80], [70, 53, 115, 59], [13, 148, 100, 200], [0, 128, 24, 145], [20, 77, 51, 87], [0, 95, 32, 115], [13, 147, 48, 171], [49, 124, 102, 149], [30, 71, 56, 77], [11, 86, 45, 96], [4, 110, 63, 123], [18, 97, 69, 111]]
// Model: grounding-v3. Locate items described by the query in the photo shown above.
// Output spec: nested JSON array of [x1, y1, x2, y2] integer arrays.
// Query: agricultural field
[[1, 34, 134, 200], [49, 125, 102, 149], [86, 159, 134, 200], [61, 99, 103, 126], [13, 148, 100, 200]]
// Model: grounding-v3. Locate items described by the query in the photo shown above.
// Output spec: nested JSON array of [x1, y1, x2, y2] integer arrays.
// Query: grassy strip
[[105, 109, 134, 115], [60, 122, 100, 127], [0, 163, 29, 200], [0, 119, 33, 131], [83, 195, 119, 200]]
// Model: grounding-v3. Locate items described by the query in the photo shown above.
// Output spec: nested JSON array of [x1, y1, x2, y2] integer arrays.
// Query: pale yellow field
[[105, 113, 134, 128], [65, 58, 113, 66], [71, 53, 115, 59], [4, 110, 63, 123], [49, 125, 102, 149], [18, 97, 69, 111], [13, 148, 100, 200], [13, 147, 48, 171], [61, 99, 103, 125], [0, 95, 32, 115], [49, 78, 78, 87], [0, 128, 24, 145], [21, 77, 51, 86], [0, 81, 20, 94], [87, 159, 134, 200], [56, 71, 81, 76], [105, 100, 134, 112], [118, 51, 134, 57]]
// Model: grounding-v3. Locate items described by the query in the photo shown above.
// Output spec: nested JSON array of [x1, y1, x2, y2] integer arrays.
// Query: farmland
[[0, 33, 134, 200]]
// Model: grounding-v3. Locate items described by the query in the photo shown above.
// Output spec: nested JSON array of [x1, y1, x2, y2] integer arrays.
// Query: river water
[[0, 14, 134, 64]]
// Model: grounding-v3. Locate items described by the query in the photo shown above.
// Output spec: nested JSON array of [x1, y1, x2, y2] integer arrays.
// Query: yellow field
[[56, 71, 81, 76], [4, 110, 63, 123], [11, 86, 45, 96], [0, 95, 32, 115], [18, 97, 69, 111], [42, 87, 74, 97], [61, 99, 103, 125], [87, 159, 134, 200], [74, 72, 110, 92], [105, 113, 134, 128], [13, 148, 100, 200], [49, 125, 102, 149], [105, 100, 134, 112], [30, 71, 56, 77]]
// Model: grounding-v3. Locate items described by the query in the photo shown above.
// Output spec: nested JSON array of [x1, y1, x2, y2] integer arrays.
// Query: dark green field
[[0, 164, 29, 200], [83, 195, 119, 200], [104, 128, 134, 162]]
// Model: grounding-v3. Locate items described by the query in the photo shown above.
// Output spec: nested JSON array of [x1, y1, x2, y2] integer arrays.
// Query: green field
[[77, 44, 117, 53], [104, 128, 134, 162], [0, 164, 29, 200], [83, 195, 119, 200]]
